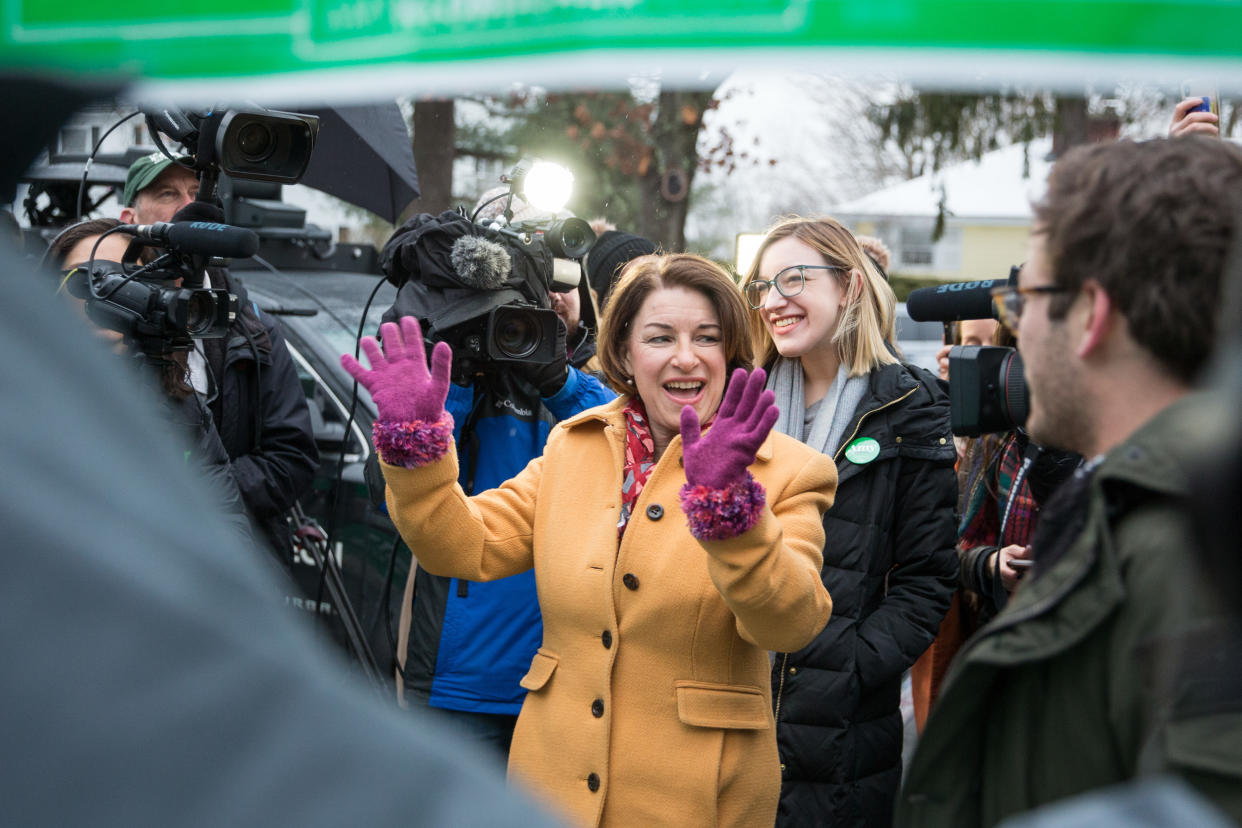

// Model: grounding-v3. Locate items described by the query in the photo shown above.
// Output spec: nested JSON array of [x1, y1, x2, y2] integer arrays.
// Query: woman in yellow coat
[[344, 254, 836, 827]]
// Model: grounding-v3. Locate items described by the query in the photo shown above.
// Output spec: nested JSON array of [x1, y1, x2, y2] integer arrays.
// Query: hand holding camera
[[512, 317, 569, 398]]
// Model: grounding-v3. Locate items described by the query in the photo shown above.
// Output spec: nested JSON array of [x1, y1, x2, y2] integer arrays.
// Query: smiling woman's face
[[756, 235, 848, 360], [623, 286, 727, 456]]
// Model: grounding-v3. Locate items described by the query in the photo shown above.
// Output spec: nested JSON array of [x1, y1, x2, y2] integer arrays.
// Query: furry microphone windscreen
[[450, 235, 511, 290]]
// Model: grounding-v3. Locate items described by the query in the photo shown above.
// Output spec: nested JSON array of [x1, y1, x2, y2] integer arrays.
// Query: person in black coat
[[742, 217, 958, 827], [200, 266, 319, 567], [119, 156, 318, 572], [49, 218, 256, 549]]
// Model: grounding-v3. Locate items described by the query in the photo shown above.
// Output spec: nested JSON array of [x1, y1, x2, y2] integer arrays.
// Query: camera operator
[[48, 217, 253, 547], [387, 195, 615, 758], [911, 318, 1081, 732], [119, 153, 319, 576], [953, 321, 1078, 620], [898, 137, 1242, 826]]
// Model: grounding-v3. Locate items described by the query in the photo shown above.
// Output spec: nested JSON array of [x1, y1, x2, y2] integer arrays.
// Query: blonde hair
[[742, 216, 897, 377]]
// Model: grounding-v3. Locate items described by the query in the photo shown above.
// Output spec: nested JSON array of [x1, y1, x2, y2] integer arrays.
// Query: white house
[[834, 137, 1054, 281]]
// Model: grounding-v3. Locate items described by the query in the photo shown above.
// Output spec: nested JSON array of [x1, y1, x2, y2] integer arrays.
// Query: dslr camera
[[906, 266, 1029, 436]]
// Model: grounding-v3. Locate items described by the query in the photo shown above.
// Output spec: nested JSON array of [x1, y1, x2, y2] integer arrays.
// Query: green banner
[[6, 0, 1242, 80]]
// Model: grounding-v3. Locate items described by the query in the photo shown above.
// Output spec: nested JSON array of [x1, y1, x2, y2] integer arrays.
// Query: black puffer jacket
[[202, 270, 318, 570], [773, 361, 958, 828]]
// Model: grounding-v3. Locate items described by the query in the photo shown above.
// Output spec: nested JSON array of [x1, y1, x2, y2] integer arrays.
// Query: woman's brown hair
[[596, 253, 753, 398]]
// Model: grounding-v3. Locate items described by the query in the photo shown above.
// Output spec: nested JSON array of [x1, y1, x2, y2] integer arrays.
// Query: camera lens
[[561, 224, 587, 252], [184, 292, 215, 336], [493, 311, 540, 359], [1000, 349, 1029, 428], [236, 122, 276, 163], [546, 218, 594, 259]]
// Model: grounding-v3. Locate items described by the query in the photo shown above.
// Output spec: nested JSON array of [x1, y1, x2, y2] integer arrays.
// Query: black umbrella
[[300, 103, 420, 224]]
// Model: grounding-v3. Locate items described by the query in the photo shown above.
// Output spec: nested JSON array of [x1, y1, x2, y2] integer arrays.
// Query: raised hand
[[681, 367, 779, 490], [341, 316, 452, 424], [1170, 97, 1220, 138]]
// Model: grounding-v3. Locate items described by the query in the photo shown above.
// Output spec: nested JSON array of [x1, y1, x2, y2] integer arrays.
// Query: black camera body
[[907, 266, 1029, 436], [83, 263, 234, 348], [380, 209, 593, 378], [64, 222, 251, 356], [145, 106, 319, 186], [449, 304, 560, 366], [948, 345, 1029, 436]]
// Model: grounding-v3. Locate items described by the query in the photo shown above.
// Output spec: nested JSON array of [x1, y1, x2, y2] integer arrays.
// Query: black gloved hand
[[513, 317, 569, 398]]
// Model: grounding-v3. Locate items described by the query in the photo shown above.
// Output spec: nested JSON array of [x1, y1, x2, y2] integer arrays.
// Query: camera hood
[[386, 279, 529, 340], [381, 211, 552, 296]]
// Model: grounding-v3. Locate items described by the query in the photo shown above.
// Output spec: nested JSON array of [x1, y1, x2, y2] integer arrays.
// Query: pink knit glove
[[341, 316, 454, 467], [678, 368, 776, 541], [681, 367, 778, 489]]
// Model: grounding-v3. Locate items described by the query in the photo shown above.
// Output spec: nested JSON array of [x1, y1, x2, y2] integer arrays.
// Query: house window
[[894, 223, 964, 273], [59, 126, 88, 154], [90, 125, 102, 151], [899, 225, 935, 267]]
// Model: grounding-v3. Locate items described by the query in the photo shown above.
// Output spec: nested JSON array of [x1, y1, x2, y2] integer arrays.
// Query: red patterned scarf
[[618, 398, 656, 537]]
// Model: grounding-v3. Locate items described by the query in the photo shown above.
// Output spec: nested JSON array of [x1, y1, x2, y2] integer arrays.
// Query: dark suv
[[229, 245, 408, 678]]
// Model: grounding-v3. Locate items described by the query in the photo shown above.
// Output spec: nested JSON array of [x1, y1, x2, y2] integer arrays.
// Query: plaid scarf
[[960, 434, 1038, 549], [618, 398, 656, 538]]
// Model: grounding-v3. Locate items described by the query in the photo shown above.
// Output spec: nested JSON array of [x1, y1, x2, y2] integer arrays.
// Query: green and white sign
[[5, 0, 1242, 86]]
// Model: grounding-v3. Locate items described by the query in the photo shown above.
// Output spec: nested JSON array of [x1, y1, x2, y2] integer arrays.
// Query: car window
[[895, 303, 943, 341], [286, 342, 368, 461]]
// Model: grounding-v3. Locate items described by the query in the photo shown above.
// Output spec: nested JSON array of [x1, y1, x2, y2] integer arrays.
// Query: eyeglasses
[[744, 265, 843, 309], [990, 285, 1071, 334]]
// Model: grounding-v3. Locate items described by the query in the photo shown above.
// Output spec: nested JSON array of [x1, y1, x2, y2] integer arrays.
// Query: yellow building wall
[[959, 224, 1030, 281], [842, 219, 1029, 281]]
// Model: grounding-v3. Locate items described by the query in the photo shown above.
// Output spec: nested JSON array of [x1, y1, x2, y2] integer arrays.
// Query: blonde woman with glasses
[[742, 216, 958, 828]]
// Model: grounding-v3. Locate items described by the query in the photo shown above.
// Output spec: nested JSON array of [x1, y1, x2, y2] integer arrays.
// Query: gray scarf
[[767, 357, 868, 458]]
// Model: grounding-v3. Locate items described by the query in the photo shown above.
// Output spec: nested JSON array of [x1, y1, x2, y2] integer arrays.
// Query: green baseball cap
[[122, 151, 193, 206]]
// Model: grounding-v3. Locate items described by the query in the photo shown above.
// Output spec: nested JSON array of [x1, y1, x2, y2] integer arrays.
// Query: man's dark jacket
[[774, 361, 958, 828], [897, 394, 1242, 827], [203, 270, 318, 565]]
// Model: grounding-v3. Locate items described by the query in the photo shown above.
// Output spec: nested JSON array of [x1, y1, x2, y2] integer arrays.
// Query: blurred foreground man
[[3, 77, 556, 828], [898, 137, 1242, 826]]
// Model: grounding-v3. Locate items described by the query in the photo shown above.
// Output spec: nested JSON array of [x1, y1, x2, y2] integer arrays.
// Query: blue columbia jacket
[[404, 363, 614, 714]]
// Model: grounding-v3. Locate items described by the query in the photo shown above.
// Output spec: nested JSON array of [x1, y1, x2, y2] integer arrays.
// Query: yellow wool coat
[[383, 396, 836, 828]]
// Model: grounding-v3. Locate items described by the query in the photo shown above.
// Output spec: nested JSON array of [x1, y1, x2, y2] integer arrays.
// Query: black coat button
[[587, 773, 600, 792], [622, 573, 639, 591], [646, 504, 664, 520], [601, 630, 613, 648], [591, 698, 604, 717]]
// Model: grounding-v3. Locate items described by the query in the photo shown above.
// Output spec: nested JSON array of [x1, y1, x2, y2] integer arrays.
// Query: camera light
[[522, 161, 574, 212]]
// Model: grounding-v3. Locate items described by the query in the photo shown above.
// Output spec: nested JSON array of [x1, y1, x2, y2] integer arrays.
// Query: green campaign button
[[844, 437, 880, 465]]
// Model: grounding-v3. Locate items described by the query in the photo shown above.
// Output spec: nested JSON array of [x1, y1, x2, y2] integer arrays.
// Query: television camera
[[51, 104, 319, 360], [380, 159, 595, 379], [906, 266, 1028, 436], [61, 221, 251, 359]]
